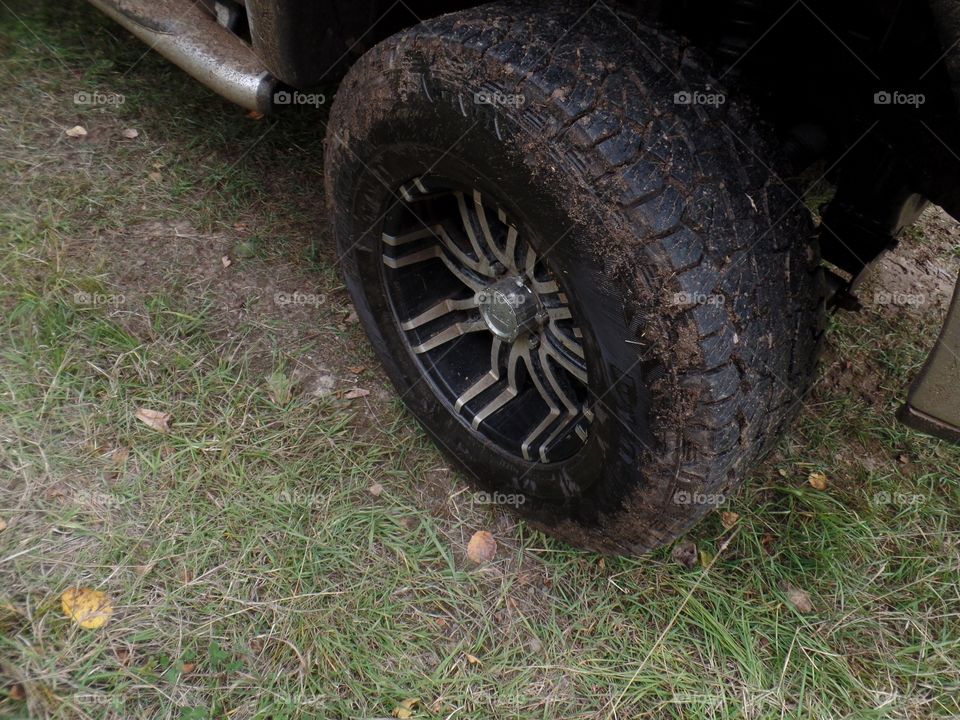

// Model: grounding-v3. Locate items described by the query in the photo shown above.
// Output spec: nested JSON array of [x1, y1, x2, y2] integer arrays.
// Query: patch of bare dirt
[[63, 218, 365, 396], [814, 204, 959, 476]]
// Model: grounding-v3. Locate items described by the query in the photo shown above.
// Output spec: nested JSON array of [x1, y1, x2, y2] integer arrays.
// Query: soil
[[63, 218, 368, 400]]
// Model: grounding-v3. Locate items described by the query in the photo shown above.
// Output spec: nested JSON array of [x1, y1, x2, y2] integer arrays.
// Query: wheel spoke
[[456, 193, 494, 275], [455, 338, 504, 412], [383, 241, 486, 292], [473, 190, 514, 270], [542, 338, 588, 385], [384, 223, 489, 276], [411, 319, 488, 354], [471, 341, 521, 428], [546, 321, 585, 359], [519, 343, 562, 461], [400, 297, 477, 331]]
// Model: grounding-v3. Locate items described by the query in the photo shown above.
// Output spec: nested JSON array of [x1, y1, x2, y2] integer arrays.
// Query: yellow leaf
[[720, 511, 740, 529], [808, 472, 829, 491], [699, 549, 715, 567], [465, 653, 481, 665], [135, 407, 171, 433], [61, 587, 112, 629], [466, 530, 497, 564], [783, 583, 815, 613], [392, 698, 419, 718]]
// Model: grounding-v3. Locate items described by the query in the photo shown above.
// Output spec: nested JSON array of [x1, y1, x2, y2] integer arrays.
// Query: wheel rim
[[380, 177, 594, 463]]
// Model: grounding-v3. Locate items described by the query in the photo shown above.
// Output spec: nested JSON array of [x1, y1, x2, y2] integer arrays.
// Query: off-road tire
[[324, 1, 826, 554]]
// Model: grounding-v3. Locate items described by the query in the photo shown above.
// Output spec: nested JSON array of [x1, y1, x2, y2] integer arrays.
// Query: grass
[[1, 2, 959, 718]]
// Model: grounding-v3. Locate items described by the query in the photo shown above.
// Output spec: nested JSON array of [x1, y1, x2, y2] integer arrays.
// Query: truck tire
[[324, 1, 826, 554]]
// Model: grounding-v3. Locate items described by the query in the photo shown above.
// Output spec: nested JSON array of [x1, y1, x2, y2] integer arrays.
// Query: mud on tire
[[325, 1, 826, 554]]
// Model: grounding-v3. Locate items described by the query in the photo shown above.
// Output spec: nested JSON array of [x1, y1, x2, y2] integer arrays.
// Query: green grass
[[1, 2, 960, 718]]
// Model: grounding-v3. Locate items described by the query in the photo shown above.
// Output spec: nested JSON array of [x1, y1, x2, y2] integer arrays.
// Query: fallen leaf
[[761, 534, 776, 555], [121, 128, 139, 139], [720, 511, 740, 529], [777, 468, 788, 478], [115, 646, 133, 665], [9, 683, 25, 700], [148, 171, 162, 183], [65, 125, 87, 138], [782, 583, 815, 613], [368, 483, 383, 497], [344, 388, 370, 399], [46, 485, 69, 502], [671, 541, 698, 569], [466, 530, 497, 564], [0, 518, 6, 532], [699, 549, 715, 567], [897, 453, 909, 464], [221, 255, 232, 268], [808, 472, 828, 490], [247, 110, 264, 120], [345, 309, 359, 324], [181, 662, 196, 674], [61, 587, 113, 629], [392, 698, 419, 718], [465, 653, 482, 665], [111, 446, 130, 466], [135, 407, 171, 433], [347, 365, 366, 374]]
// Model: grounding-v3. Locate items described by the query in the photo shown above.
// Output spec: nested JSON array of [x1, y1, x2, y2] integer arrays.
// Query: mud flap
[[898, 277, 960, 444]]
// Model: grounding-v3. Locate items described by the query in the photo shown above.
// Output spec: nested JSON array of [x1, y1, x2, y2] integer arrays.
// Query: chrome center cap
[[477, 277, 540, 342]]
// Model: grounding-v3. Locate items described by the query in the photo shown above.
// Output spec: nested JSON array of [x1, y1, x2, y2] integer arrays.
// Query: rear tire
[[325, 1, 826, 554]]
